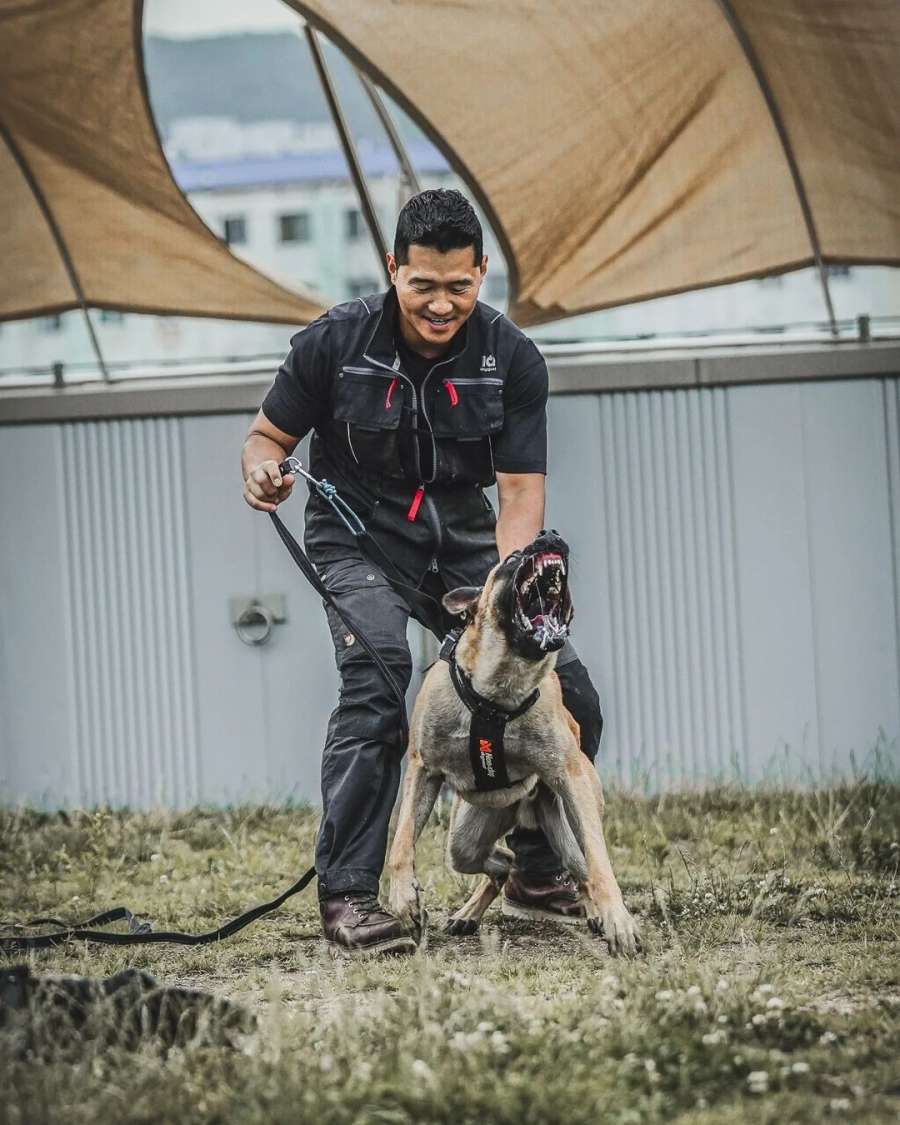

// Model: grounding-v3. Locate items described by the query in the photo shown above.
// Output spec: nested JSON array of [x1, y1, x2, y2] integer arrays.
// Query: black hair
[[393, 188, 483, 264]]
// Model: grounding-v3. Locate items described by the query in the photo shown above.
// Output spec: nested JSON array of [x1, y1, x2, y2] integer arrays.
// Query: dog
[[388, 531, 641, 956]]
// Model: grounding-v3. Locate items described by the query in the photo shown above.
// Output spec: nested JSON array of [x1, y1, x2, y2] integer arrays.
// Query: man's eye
[[451, 285, 471, 294]]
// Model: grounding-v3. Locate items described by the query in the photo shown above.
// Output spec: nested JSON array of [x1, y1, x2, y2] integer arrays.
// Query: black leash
[[0, 462, 428, 953], [0, 868, 318, 953]]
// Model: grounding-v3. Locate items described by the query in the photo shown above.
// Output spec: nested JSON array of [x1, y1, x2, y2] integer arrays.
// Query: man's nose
[[428, 295, 453, 316]]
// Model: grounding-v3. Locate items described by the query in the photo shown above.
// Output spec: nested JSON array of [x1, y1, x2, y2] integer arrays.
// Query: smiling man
[[241, 189, 604, 957]]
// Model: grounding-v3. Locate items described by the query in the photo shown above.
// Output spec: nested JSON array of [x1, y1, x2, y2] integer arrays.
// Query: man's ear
[[442, 586, 482, 620]]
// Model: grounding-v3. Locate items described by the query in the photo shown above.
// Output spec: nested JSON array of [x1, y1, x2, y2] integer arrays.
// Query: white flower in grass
[[819, 1031, 838, 1046], [791, 1061, 810, 1074], [747, 1070, 769, 1094], [411, 1059, 434, 1082], [159, 874, 169, 884], [702, 1030, 726, 1046], [829, 1098, 851, 1112], [686, 985, 702, 997], [150, 853, 161, 862], [655, 989, 673, 1002], [716, 978, 729, 992], [752, 1014, 766, 1026], [476, 1021, 494, 1033], [319, 1054, 333, 1072], [490, 1031, 509, 1054], [766, 997, 784, 1010]]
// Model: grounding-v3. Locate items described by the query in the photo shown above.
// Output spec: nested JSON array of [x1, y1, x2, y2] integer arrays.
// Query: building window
[[278, 212, 311, 243], [99, 309, 125, 324], [826, 264, 851, 279], [344, 208, 364, 240], [223, 216, 247, 245], [37, 315, 62, 333], [347, 277, 378, 299]]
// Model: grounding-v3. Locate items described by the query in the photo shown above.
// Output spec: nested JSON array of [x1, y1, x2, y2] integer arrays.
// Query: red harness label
[[479, 738, 495, 777]]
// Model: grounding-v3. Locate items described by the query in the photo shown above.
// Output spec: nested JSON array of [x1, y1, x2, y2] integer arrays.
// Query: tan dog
[[388, 532, 640, 956]]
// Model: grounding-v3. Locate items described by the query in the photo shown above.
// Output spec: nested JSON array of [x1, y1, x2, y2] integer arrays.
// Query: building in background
[[2, 112, 898, 382]]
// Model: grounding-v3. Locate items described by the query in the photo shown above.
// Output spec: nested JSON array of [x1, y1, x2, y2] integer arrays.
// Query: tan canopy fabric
[[293, 0, 900, 325], [0, 0, 323, 325]]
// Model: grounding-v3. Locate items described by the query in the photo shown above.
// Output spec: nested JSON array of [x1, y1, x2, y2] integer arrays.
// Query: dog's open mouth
[[513, 550, 572, 651]]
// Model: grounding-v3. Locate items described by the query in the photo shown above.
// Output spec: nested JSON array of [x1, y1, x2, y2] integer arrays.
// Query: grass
[[1, 783, 898, 1124]]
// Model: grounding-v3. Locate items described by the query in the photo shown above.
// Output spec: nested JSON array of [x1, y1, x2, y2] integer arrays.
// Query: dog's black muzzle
[[500, 530, 573, 658]]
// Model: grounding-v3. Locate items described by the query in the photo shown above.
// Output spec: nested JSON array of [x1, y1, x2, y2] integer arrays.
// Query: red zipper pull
[[385, 376, 398, 410], [407, 484, 425, 522], [443, 378, 459, 406]]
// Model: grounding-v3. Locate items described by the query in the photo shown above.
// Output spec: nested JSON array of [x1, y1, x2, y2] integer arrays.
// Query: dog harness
[[439, 630, 541, 791]]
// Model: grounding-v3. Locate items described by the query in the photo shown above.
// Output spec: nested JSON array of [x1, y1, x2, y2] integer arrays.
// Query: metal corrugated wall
[[1, 377, 898, 807], [60, 419, 201, 806], [545, 389, 746, 789]]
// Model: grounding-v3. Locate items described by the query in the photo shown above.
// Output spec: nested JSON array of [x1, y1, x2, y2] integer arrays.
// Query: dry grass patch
[[2, 783, 898, 1124]]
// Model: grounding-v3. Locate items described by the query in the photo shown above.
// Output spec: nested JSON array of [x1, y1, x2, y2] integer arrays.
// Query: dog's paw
[[388, 878, 422, 937], [588, 903, 642, 957], [444, 915, 480, 936]]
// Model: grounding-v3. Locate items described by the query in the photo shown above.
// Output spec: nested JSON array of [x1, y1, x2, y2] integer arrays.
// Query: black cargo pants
[[314, 556, 604, 898]]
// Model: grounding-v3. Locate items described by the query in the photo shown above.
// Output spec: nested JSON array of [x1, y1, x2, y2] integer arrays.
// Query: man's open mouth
[[513, 550, 572, 651]]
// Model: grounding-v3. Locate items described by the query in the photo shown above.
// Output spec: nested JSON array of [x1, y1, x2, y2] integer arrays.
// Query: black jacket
[[262, 288, 549, 594]]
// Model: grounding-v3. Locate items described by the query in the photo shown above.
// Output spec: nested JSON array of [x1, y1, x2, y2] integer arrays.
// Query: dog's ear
[[442, 586, 482, 620]]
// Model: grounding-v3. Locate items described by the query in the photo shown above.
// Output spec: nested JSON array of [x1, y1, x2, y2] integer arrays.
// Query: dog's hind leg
[[444, 797, 518, 935]]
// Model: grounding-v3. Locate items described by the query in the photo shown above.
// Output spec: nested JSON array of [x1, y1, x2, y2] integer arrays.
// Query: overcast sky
[[144, 0, 301, 38]]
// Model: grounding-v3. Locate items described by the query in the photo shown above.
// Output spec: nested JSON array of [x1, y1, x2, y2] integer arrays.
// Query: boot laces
[[345, 892, 384, 920]]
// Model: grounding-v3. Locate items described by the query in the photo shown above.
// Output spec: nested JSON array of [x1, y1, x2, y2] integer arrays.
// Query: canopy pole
[[715, 0, 838, 337], [0, 119, 111, 379], [303, 23, 391, 283], [357, 71, 422, 201]]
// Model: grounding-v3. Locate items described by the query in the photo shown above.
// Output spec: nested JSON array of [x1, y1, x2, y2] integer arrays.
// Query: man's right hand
[[243, 460, 296, 513]]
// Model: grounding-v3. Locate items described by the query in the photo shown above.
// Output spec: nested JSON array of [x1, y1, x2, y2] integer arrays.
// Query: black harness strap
[[440, 630, 540, 792]]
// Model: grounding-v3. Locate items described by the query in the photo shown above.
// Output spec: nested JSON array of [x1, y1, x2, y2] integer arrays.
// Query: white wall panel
[[2, 376, 898, 807], [547, 389, 746, 789], [0, 425, 79, 804]]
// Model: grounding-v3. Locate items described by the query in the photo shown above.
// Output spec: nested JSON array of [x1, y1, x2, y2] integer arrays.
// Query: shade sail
[[0, 0, 323, 325], [292, 0, 900, 325]]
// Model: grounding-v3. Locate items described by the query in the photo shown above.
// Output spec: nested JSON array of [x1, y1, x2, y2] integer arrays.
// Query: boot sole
[[501, 900, 584, 926], [326, 934, 418, 960]]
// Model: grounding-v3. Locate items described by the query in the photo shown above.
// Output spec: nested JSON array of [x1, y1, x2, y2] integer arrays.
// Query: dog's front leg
[[552, 757, 641, 956], [387, 749, 442, 938]]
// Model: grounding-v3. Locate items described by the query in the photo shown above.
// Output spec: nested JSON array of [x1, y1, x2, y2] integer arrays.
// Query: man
[[241, 189, 603, 957]]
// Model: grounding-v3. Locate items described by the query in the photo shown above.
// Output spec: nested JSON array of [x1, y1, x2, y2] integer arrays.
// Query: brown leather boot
[[319, 892, 418, 958], [501, 870, 586, 924]]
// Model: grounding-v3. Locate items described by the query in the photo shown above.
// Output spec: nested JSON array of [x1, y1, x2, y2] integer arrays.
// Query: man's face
[[388, 243, 487, 356]]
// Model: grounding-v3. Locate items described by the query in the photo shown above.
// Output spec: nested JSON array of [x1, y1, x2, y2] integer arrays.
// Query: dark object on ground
[[0, 964, 253, 1060]]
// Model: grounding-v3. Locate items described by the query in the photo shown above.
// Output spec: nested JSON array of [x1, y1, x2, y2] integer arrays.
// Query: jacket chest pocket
[[333, 367, 406, 478], [430, 377, 504, 439]]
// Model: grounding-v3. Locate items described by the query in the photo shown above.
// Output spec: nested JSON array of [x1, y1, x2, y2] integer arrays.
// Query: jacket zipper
[[346, 422, 360, 465], [420, 352, 459, 484], [442, 377, 503, 386], [362, 351, 426, 519]]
